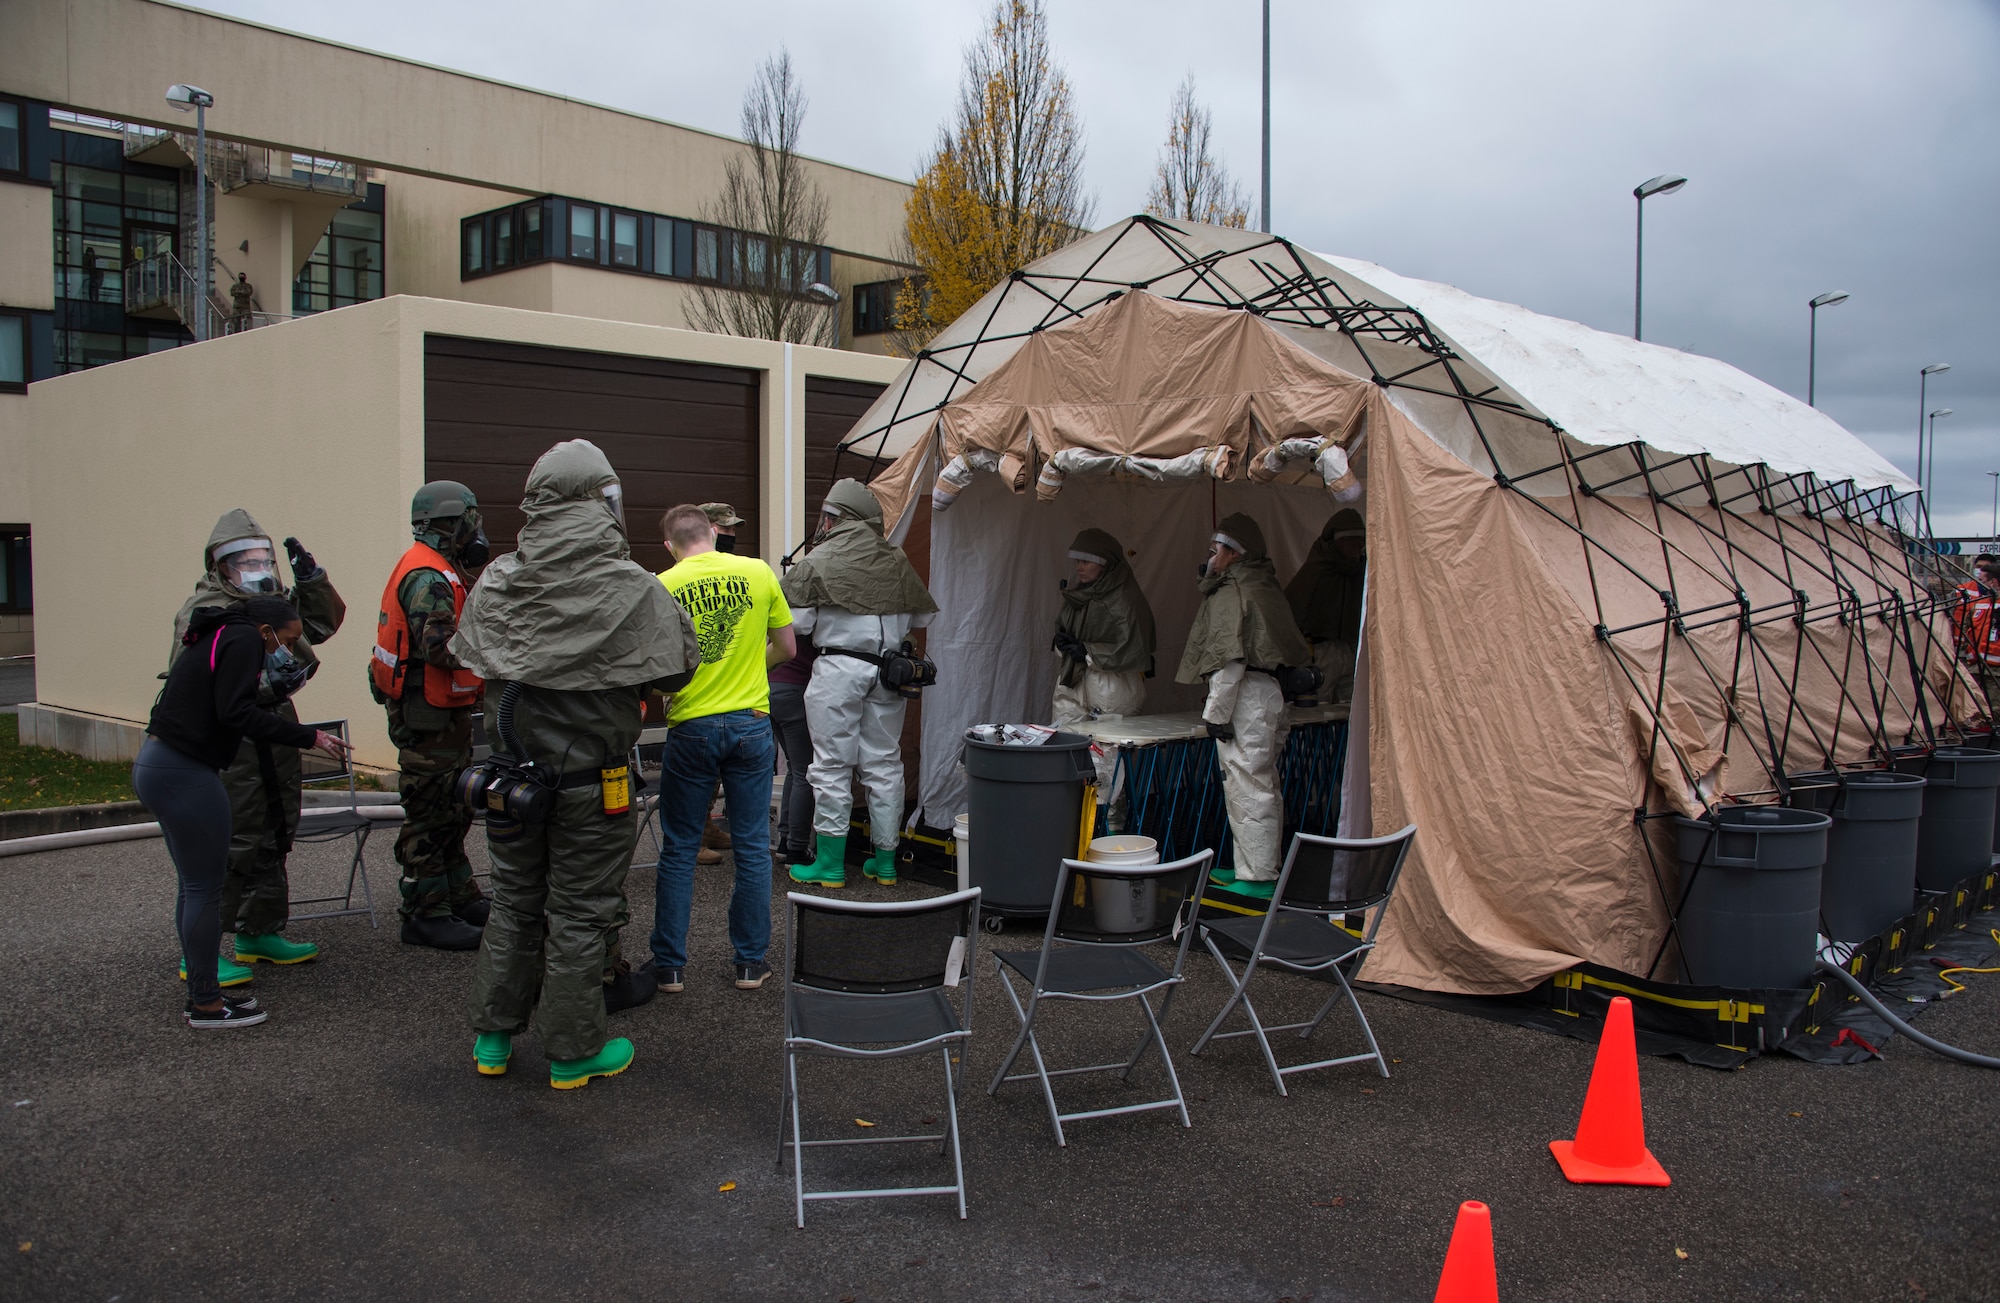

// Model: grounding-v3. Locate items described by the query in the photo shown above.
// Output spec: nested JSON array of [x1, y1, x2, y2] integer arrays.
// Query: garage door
[[801, 375, 888, 552], [424, 335, 760, 576]]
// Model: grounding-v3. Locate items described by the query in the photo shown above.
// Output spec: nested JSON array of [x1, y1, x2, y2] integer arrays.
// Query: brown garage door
[[801, 376, 887, 551], [424, 335, 760, 576]]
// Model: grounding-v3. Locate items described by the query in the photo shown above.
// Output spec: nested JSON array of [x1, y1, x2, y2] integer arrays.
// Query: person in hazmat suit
[[452, 440, 699, 1090], [1177, 513, 1311, 900], [369, 481, 492, 951], [1049, 528, 1155, 829], [170, 512, 345, 975], [1284, 508, 1366, 704], [781, 478, 937, 889]]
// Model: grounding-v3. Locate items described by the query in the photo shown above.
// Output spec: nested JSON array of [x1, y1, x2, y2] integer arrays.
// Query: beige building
[[0, 0, 917, 760]]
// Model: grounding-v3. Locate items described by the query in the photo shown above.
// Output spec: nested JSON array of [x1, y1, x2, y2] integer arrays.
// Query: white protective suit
[[1051, 669, 1147, 814], [796, 607, 934, 849], [1202, 661, 1289, 881]]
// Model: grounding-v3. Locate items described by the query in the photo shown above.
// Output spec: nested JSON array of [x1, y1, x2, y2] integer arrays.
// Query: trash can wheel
[[982, 915, 1006, 935]]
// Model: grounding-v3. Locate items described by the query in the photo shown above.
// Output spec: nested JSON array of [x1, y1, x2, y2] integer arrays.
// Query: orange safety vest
[[370, 542, 484, 708]]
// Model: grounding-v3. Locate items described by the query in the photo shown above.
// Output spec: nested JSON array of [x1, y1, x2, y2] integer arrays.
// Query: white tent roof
[[1318, 255, 1915, 492], [836, 218, 1914, 498]]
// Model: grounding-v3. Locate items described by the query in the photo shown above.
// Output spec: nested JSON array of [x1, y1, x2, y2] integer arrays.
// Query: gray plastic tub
[[1912, 748, 2000, 891], [962, 731, 1097, 918], [1673, 806, 1831, 989], [1789, 770, 1925, 942]]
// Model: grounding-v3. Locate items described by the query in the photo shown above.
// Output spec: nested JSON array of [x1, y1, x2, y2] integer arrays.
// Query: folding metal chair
[[988, 849, 1212, 1146], [777, 887, 981, 1228], [288, 720, 379, 927], [1191, 825, 1417, 1095]]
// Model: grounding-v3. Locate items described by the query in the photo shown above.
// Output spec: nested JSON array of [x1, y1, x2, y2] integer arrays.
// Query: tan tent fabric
[[872, 291, 1375, 535]]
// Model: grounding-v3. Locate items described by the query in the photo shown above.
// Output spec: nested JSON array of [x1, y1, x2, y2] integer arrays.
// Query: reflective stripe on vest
[[370, 541, 483, 708]]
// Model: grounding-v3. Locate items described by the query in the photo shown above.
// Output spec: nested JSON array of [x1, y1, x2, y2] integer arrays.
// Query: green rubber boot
[[1207, 866, 1237, 888], [1229, 878, 1276, 901], [180, 955, 254, 988], [789, 835, 847, 888], [862, 847, 899, 886], [234, 933, 321, 965], [550, 1037, 635, 1091], [474, 1032, 513, 1077]]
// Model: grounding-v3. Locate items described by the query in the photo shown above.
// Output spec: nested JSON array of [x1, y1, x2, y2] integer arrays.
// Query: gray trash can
[[1912, 748, 2000, 891], [1789, 770, 1924, 942], [963, 730, 1097, 923], [1673, 806, 1831, 989]]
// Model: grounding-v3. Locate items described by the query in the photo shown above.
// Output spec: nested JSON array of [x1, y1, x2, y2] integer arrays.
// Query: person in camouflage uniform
[[171, 511, 345, 972], [368, 482, 493, 951]]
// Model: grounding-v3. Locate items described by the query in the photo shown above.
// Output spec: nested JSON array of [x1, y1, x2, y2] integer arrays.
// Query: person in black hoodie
[[135, 596, 350, 1029]]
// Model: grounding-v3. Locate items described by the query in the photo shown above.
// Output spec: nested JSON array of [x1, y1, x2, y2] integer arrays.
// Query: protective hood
[[451, 439, 699, 690], [1212, 512, 1267, 561], [782, 480, 938, 617], [1285, 509, 1366, 643], [172, 508, 298, 668], [1177, 554, 1311, 681], [1057, 528, 1155, 685]]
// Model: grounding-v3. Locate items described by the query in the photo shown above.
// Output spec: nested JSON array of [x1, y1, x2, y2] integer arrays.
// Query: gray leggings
[[132, 738, 231, 1005]]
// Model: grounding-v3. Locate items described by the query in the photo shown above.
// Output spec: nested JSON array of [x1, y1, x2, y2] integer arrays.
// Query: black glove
[[283, 537, 323, 582], [1052, 629, 1087, 661], [1205, 720, 1235, 742]]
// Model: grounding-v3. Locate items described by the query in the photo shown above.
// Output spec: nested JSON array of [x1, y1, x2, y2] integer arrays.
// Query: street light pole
[[1260, 0, 1271, 234], [1918, 363, 1950, 487], [1807, 290, 1848, 408], [165, 84, 215, 341], [1988, 470, 1998, 541], [1632, 174, 1686, 341], [1926, 408, 1952, 505]]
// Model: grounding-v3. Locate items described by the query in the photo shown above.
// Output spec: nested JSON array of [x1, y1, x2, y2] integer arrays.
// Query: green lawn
[[0, 713, 138, 810]]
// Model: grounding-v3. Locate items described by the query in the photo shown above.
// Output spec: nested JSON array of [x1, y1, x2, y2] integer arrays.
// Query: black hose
[[1816, 960, 2000, 1069]]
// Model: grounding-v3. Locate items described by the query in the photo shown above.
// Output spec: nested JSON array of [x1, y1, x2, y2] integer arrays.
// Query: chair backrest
[[298, 719, 356, 806], [788, 888, 980, 994], [1276, 825, 1416, 916], [1049, 849, 1213, 946]]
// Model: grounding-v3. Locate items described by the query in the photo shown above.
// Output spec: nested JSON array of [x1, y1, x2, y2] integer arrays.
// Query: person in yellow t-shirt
[[646, 504, 796, 993]]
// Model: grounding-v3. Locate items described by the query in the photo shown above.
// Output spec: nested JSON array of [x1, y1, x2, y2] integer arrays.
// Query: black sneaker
[[734, 962, 772, 990], [185, 998, 268, 1029], [650, 962, 685, 993], [222, 991, 261, 1014], [604, 962, 658, 1014]]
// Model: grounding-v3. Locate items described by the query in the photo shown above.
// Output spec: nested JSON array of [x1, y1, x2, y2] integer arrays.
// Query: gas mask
[[261, 641, 310, 699], [215, 537, 281, 595], [453, 508, 491, 569]]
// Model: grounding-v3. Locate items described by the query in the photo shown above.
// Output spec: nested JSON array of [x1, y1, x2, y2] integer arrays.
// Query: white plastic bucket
[[1085, 835, 1160, 932], [954, 813, 971, 893]]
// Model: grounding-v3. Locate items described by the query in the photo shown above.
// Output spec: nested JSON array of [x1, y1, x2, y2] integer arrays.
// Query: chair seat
[[1204, 914, 1367, 966], [997, 946, 1171, 994], [789, 987, 961, 1048], [293, 812, 372, 840]]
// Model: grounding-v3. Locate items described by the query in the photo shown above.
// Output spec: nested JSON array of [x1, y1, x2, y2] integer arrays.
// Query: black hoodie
[[147, 608, 319, 768]]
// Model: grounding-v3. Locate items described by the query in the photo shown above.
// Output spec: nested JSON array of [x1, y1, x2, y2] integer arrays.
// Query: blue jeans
[[650, 710, 775, 970]]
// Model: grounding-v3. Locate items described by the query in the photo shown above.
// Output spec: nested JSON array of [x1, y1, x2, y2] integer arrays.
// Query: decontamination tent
[[841, 217, 1973, 995]]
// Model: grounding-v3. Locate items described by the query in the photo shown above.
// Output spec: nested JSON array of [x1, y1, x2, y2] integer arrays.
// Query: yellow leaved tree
[[892, 0, 1095, 355]]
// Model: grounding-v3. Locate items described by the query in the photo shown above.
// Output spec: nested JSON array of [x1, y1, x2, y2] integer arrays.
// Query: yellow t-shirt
[[658, 551, 792, 725]]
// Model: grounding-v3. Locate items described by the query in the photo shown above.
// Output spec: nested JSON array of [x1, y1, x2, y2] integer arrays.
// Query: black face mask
[[715, 533, 738, 554], [460, 529, 491, 569]]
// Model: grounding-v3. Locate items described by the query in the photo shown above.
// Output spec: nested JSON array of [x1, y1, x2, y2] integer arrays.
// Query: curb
[[0, 800, 153, 841]]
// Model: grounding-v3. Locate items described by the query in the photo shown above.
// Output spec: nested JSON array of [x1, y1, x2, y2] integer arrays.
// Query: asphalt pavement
[[0, 657, 34, 707], [2, 823, 1996, 1302]]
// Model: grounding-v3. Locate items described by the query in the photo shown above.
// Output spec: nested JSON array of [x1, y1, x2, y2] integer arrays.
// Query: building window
[[297, 197, 385, 315], [853, 280, 904, 336], [694, 226, 719, 281], [49, 141, 194, 374], [521, 203, 544, 261], [0, 530, 29, 614], [463, 219, 484, 276], [0, 100, 23, 176], [493, 210, 514, 268], [0, 312, 25, 391], [612, 211, 640, 268], [568, 204, 597, 261]]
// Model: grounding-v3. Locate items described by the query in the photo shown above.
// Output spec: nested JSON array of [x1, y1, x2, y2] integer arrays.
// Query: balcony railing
[[122, 126, 364, 199]]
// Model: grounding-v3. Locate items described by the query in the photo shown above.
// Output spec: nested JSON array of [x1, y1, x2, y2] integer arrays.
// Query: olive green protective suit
[[1177, 513, 1310, 881], [374, 565, 482, 921], [453, 440, 699, 1062], [1050, 529, 1155, 817], [170, 509, 346, 936], [1284, 509, 1366, 703]]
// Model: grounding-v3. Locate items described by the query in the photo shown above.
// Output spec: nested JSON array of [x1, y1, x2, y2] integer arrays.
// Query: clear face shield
[[213, 536, 281, 595], [814, 506, 843, 543], [599, 482, 626, 531]]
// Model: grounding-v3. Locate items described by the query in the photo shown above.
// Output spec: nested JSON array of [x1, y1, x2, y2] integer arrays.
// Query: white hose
[[1816, 960, 2000, 1069], [0, 804, 404, 859]]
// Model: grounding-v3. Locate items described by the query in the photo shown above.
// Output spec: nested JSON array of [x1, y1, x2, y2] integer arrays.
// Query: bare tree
[[894, 0, 1095, 352], [688, 50, 838, 347], [1143, 74, 1250, 229]]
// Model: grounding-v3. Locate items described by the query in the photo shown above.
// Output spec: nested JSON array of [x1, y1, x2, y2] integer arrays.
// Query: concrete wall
[[1, 177, 55, 525], [26, 294, 904, 768], [3, 0, 911, 264]]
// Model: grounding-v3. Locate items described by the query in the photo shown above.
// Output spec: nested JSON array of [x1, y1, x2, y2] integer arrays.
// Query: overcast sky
[[192, 0, 2000, 535]]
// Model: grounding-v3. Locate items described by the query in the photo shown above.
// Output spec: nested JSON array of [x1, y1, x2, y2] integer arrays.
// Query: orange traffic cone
[[1432, 1200, 1499, 1303], [1549, 995, 1671, 1186]]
